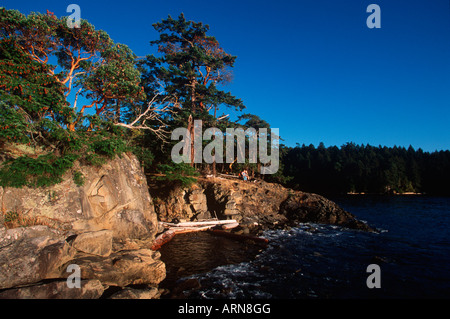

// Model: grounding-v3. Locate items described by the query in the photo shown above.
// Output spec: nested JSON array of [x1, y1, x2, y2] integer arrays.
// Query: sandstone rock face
[[155, 183, 211, 222], [0, 154, 164, 299], [71, 230, 113, 257], [0, 152, 158, 241]]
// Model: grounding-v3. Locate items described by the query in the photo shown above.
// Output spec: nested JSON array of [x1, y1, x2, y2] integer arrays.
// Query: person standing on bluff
[[241, 169, 249, 182]]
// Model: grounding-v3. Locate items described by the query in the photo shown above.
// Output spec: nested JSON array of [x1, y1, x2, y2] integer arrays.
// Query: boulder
[[279, 192, 374, 231], [0, 279, 104, 299], [0, 225, 166, 296], [71, 230, 113, 257], [109, 287, 160, 299], [63, 249, 166, 287], [0, 226, 76, 290]]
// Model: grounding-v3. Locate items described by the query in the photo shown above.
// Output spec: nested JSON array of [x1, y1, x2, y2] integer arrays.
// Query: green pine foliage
[[139, 13, 245, 136], [154, 163, 199, 188]]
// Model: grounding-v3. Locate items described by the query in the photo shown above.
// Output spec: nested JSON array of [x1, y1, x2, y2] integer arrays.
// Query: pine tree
[[139, 13, 244, 166]]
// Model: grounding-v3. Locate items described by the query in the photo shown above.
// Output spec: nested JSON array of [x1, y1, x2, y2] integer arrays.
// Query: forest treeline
[[1, 9, 449, 196], [280, 143, 450, 195]]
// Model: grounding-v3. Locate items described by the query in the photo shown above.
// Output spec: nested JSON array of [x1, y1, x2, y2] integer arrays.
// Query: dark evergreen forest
[[280, 143, 450, 195]]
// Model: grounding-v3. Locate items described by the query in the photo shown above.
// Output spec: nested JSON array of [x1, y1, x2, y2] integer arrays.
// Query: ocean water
[[159, 196, 450, 299]]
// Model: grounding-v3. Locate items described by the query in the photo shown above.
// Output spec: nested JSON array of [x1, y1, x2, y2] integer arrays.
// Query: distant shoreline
[[345, 192, 424, 195]]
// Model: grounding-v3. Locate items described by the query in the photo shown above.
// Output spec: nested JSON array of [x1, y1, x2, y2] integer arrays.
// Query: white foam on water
[[177, 222, 368, 299]]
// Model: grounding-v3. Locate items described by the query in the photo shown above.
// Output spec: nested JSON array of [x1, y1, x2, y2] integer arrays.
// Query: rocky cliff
[[152, 176, 374, 234], [0, 153, 165, 299]]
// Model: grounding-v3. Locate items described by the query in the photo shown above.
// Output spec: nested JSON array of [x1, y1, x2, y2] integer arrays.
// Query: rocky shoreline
[[0, 154, 374, 299], [152, 176, 375, 235]]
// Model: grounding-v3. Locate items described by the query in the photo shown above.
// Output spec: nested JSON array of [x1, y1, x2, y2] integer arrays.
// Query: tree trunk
[[185, 114, 194, 166], [189, 76, 197, 166]]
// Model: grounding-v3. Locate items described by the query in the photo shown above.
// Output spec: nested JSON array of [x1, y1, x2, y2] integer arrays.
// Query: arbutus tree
[[0, 8, 146, 132], [0, 8, 172, 188], [0, 38, 70, 149]]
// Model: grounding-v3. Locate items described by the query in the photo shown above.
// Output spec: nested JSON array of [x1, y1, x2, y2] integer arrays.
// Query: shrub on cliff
[[154, 163, 199, 188]]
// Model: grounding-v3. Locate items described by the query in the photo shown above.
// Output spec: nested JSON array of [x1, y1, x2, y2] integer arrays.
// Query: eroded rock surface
[[153, 177, 374, 233], [0, 154, 164, 299]]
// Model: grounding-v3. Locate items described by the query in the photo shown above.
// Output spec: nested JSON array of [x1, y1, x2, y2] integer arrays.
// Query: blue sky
[[3, 0, 450, 152]]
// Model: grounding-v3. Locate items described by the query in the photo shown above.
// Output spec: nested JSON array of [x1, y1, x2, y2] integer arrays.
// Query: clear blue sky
[[3, 0, 450, 152]]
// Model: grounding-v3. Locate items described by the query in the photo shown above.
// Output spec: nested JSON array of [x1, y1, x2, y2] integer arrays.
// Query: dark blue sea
[[159, 196, 450, 299]]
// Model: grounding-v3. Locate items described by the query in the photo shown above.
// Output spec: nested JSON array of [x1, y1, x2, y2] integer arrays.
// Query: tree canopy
[[0, 10, 252, 188], [0, 8, 145, 131], [1, 8, 448, 195]]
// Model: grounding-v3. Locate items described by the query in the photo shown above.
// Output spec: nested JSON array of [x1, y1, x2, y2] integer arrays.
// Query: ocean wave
[[178, 223, 351, 299], [187, 261, 273, 299]]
